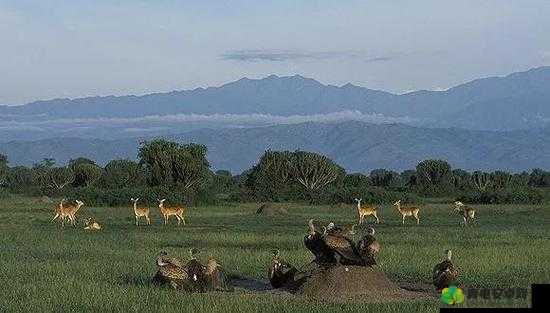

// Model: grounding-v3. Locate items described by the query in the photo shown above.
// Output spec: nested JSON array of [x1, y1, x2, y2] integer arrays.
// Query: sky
[[1, 0, 550, 105]]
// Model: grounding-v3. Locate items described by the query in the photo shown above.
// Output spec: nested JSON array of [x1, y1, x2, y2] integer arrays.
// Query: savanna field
[[1, 195, 549, 312]]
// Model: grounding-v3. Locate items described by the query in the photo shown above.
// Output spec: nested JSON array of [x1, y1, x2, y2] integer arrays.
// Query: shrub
[[458, 187, 544, 204]]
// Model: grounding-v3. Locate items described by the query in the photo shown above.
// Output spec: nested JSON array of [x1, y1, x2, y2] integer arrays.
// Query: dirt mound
[[295, 266, 433, 302], [256, 203, 288, 216]]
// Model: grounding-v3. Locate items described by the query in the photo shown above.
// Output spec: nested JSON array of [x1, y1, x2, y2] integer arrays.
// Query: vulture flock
[[152, 219, 459, 294], [152, 248, 232, 292]]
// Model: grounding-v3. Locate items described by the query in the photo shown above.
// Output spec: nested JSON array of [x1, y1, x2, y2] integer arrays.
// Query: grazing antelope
[[454, 201, 476, 226], [393, 200, 420, 225], [157, 199, 186, 225], [84, 217, 102, 231], [52, 199, 84, 227], [354, 198, 380, 224], [130, 198, 151, 226]]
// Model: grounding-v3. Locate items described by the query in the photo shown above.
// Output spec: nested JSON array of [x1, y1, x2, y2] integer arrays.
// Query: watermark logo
[[441, 285, 465, 305]]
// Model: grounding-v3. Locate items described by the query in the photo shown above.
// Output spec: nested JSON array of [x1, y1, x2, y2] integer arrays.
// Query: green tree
[[401, 170, 417, 187], [0, 154, 7, 187], [246, 150, 293, 201], [6, 166, 34, 192], [102, 159, 145, 188], [138, 139, 210, 189], [289, 150, 345, 200], [69, 158, 102, 187], [491, 171, 513, 190], [369, 169, 401, 187], [528, 168, 550, 187], [416, 159, 452, 194], [471, 171, 492, 192]]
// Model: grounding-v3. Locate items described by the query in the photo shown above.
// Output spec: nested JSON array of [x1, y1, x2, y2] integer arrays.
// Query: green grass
[[1, 195, 549, 312]]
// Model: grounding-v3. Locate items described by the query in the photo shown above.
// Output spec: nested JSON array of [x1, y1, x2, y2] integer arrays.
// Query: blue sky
[[1, 0, 549, 104]]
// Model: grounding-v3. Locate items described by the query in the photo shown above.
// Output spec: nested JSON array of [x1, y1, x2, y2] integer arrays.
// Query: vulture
[[205, 257, 233, 292], [432, 249, 459, 291], [322, 223, 363, 266], [152, 251, 188, 289], [268, 249, 297, 289], [303, 219, 335, 264], [357, 227, 380, 266], [185, 248, 208, 292]]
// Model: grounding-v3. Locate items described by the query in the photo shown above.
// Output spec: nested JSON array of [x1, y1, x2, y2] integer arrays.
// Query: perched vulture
[[152, 251, 188, 289], [322, 222, 363, 266], [433, 249, 459, 291], [185, 248, 208, 292], [205, 257, 233, 291], [303, 219, 336, 265], [357, 227, 380, 266], [268, 249, 297, 289]]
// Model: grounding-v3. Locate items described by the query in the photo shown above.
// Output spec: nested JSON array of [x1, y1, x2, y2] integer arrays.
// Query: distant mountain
[[1, 67, 549, 138], [2, 122, 550, 173]]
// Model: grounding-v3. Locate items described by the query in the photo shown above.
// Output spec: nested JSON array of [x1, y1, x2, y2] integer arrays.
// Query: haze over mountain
[[2, 122, 550, 173], [1, 67, 549, 143]]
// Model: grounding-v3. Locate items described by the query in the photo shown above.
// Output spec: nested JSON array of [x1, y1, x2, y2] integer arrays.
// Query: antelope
[[84, 217, 102, 231], [52, 199, 84, 227], [158, 199, 186, 225], [454, 201, 476, 226], [51, 198, 67, 225], [393, 200, 420, 225], [130, 198, 151, 226], [354, 198, 380, 224]]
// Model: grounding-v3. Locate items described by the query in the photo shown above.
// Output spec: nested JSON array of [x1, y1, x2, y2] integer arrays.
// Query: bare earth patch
[[229, 266, 435, 303]]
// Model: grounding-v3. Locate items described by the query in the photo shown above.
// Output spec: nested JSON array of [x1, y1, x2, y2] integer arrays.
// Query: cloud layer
[[0, 111, 418, 131], [221, 50, 395, 63]]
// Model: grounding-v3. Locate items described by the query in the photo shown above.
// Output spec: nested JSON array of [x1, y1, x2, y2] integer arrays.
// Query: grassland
[[1, 195, 549, 312]]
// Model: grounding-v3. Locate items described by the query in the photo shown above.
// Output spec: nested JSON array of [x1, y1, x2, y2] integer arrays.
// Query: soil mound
[[256, 203, 288, 216], [295, 265, 433, 302]]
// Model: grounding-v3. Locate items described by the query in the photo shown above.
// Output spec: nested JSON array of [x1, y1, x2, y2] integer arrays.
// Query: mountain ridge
[[2, 66, 549, 131], [2, 121, 549, 173]]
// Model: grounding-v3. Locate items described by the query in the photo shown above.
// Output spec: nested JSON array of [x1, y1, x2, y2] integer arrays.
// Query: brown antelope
[[454, 201, 476, 226], [354, 198, 380, 224], [84, 217, 102, 231], [393, 200, 420, 225], [130, 198, 151, 226], [158, 199, 186, 225], [51, 198, 67, 225], [52, 199, 84, 227]]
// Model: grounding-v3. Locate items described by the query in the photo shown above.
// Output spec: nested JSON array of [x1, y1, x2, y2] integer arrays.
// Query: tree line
[[0, 139, 548, 205]]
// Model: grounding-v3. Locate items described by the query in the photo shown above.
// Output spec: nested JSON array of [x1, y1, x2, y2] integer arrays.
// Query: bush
[[325, 185, 422, 205], [68, 186, 204, 207], [458, 187, 544, 204]]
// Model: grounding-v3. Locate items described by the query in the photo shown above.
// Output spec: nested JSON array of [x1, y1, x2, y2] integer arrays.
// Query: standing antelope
[[393, 200, 420, 225], [51, 199, 67, 225], [354, 198, 380, 224], [158, 199, 186, 225], [130, 198, 151, 226], [52, 200, 84, 227], [454, 201, 476, 226]]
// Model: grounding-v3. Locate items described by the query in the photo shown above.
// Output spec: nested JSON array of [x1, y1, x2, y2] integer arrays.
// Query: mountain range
[[2, 122, 550, 173], [1, 66, 550, 171]]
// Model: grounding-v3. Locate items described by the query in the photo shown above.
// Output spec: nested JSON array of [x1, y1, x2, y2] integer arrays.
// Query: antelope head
[[393, 200, 401, 207], [158, 199, 166, 207]]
